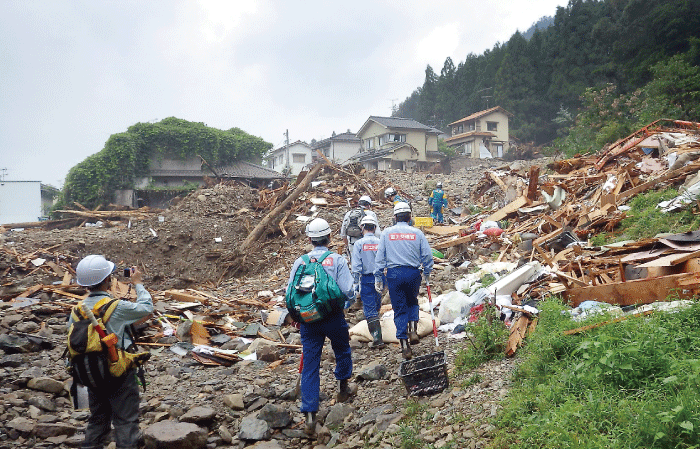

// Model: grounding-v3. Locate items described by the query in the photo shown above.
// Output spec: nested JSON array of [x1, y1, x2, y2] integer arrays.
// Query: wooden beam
[[563, 272, 700, 307], [432, 234, 476, 250], [485, 196, 528, 222], [563, 310, 653, 335], [238, 162, 324, 254], [526, 166, 540, 202]]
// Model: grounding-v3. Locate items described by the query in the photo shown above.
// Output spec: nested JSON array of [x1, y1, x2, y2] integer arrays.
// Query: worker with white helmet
[[374, 202, 433, 360], [287, 218, 356, 435], [428, 181, 448, 224], [340, 195, 380, 263], [351, 214, 385, 349], [384, 186, 406, 205], [68, 255, 153, 449]]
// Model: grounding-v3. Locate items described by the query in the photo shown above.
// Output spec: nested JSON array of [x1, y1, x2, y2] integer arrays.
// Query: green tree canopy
[[61, 118, 272, 209]]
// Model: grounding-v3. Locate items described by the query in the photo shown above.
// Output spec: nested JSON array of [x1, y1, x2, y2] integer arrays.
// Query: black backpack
[[346, 207, 366, 238]]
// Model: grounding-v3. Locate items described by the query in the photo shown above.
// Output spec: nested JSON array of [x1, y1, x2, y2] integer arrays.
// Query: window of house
[[467, 122, 475, 131], [364, 138, 374, 150], [487, 121, 498, 131], [454, 125, 463, 135], [379, 133, 406, 145], [495, 144, 503, 157], [465, 141, 473, 156], [292, 153, 305, 164]]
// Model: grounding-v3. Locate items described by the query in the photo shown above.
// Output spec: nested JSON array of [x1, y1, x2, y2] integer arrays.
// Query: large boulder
[[143, 421, 207, 449]]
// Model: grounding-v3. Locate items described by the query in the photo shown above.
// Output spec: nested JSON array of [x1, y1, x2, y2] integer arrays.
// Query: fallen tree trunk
[[237, 162, 325, 254]]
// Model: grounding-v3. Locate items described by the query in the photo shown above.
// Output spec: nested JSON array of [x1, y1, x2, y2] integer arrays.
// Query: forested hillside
[[396, 0, 700, 155]]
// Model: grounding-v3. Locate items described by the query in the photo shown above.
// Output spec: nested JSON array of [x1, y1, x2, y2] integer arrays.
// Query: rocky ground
[[0, 156, 547, 449]]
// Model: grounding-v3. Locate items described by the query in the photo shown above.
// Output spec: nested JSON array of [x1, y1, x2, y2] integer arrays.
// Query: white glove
[[423, 273, 430, 286], [353, 283, 361, 299], [375, 280, 383, 294]]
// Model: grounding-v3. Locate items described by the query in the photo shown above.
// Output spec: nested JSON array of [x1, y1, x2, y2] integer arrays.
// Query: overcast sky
[[1, 0, 568, 187]]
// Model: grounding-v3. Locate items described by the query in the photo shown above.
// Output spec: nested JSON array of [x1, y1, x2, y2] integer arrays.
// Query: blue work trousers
[[82, 370, 140, 449], [360, 273, 383, 319], [431, 203, 444, 223], [386, 266, 421, 340], [299, 311, 352, 413]]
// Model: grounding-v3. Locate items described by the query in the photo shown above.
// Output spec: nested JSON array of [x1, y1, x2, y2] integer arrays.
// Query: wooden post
[[237, 163, 325, 254]]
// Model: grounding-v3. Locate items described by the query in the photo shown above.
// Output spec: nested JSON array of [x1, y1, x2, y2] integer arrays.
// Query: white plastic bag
[[438, 291, 474, 324]]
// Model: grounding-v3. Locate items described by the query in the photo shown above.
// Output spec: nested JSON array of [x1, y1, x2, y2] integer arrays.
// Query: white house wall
[[0, 181, 42, 224]]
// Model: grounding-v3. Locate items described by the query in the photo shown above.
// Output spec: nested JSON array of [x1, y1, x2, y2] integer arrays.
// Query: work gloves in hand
[[423, 273, 430, 286], [353, 283, 361, 299]]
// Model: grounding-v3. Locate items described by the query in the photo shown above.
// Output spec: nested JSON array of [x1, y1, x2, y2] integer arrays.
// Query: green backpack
[[285, 251, 346, 324]]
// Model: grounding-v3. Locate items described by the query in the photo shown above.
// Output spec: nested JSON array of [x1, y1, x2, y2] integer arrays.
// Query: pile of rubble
[[3, 119, 700, 448]]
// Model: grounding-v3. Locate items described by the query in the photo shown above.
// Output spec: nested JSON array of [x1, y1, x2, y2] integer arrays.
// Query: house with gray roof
[[348, 116, 442, 171], [311, 130, 361, 165]]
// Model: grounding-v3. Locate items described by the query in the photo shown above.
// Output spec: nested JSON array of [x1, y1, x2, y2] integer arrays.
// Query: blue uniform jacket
[[287, 246, 355, 301], [374, 222, 433, 281], [351, 232, 380, 281]]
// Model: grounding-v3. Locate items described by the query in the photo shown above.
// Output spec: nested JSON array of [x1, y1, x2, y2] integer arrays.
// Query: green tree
[[61, 118, 272, 209]]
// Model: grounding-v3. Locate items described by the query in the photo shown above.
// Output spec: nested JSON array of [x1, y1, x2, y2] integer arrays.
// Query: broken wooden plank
[[164, 290, 208, 304], [432, 234, 476, 250], [563, 310, 654, 335], [563, 272, 700, 307], [506, 315, 530, 357], [485, 196, 528, 222]]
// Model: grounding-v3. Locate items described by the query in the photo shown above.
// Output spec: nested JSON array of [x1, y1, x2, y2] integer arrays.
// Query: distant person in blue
[[351, 214, 385, 349], [286, 218, 356, 435], [428, 181, 448, 224], [374, 202, 433, 360]]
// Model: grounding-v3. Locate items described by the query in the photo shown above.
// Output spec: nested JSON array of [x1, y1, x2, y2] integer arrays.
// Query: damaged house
[[445, 106, 513, 158]]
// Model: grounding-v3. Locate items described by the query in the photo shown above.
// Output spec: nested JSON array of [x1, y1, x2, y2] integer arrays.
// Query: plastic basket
[[399, 351, 448, 396], [413, 217, 433, 228]]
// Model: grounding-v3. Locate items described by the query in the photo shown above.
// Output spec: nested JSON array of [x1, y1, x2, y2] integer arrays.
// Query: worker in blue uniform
[[428, 181, 448, 224], [286, 218, 356, 435], [351, 214, 385, 349], [374, 202, 433, 360]]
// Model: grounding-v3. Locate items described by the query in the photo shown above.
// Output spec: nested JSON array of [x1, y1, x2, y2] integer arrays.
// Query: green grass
[[490, 296, 700, 449], [596, 187, 700, 244], [455, 304, 509, 372]]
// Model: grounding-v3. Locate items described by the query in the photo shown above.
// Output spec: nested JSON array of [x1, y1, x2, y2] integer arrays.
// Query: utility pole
[[0, 168, 6, 181], [284, 129, 290, 172], [476, 87, 493, 109]]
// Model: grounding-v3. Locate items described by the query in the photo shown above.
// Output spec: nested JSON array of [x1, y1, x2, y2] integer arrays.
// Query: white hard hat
[[393, 201, 411, 215], [436, 182, 443, 188], [360, 214, 378, 227], [384, 187, 396, 198], [76, 255, 115, 287], [305, 218, 331, 238], [358, 195, 372, 206]]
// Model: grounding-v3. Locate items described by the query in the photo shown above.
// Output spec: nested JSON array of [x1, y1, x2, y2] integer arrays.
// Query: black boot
[[400, 339, 413, 360], [408, 321, 420, 344], [367, 317, 385, 349], [304, 411, 317, 435], [336, 379, 356, 403]]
